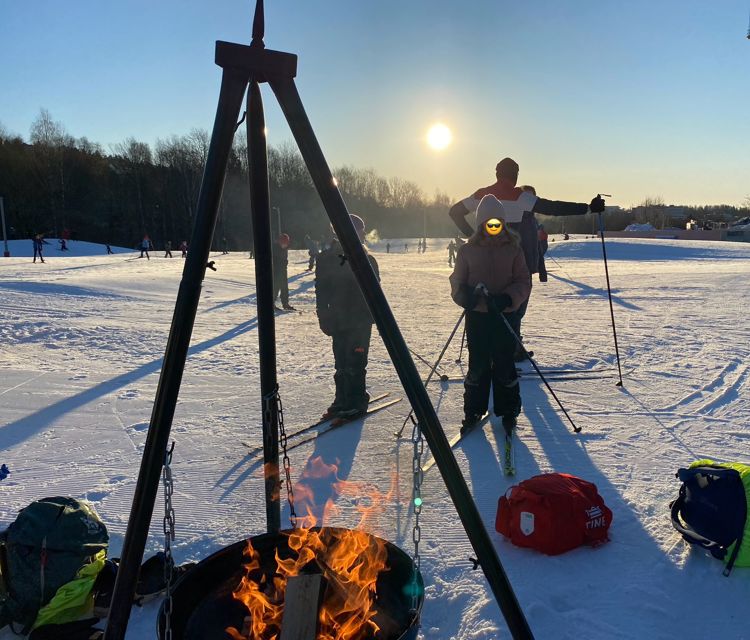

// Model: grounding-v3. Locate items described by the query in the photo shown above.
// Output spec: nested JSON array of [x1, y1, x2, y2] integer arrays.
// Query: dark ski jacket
[[315, 240, 379, 335], [272, 244, 288, 275]]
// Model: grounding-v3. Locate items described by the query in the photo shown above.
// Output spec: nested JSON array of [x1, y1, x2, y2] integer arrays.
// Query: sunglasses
[[485, 222, 503, 229]]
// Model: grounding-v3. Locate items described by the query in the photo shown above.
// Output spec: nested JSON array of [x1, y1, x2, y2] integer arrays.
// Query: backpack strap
[[670, 488, 728, 560]]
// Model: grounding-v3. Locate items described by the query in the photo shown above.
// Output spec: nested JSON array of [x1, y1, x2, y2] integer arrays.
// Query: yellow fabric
[[32, 550, 106, 630]]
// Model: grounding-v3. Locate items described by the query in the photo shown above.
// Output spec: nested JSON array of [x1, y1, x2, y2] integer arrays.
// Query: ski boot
[[501, 414, 517, 437], [460, 413, 483, 435]]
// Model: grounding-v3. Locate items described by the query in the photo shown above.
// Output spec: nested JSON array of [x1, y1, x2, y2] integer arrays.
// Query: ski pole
[[596, 194, 624, 387], [394, 310, 466, 438], [484, 294, 581, 434], [407, 345, 446, 375], [455, 325, 466, 364]]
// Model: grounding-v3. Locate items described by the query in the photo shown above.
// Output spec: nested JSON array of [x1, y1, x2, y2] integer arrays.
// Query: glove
[[456, 284, 479, 310], [589, 195, 606, 214], [490, 293, 513, 312]]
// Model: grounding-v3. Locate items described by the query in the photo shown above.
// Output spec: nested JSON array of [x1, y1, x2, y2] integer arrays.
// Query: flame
[[228, 457, 394, 639]]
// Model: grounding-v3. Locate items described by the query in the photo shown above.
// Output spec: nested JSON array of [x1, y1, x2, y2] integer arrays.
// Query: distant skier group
[[133, 235, 188, 260]]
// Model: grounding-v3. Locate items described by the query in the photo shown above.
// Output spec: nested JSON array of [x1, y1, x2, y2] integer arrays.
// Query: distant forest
[[1, 110, 748, 249], [0, 110, 458, 250]]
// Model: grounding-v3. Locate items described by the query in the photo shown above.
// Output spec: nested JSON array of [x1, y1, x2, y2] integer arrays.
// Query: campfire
[[226, 526, 389, 639], [226, 456, 394, 639], [158, 457, 423, 640]]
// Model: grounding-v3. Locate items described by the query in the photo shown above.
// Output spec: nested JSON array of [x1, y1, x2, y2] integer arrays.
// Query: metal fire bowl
[[157, 527, 423, 640]]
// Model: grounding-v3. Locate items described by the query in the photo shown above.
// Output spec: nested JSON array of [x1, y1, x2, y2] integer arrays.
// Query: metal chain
[[409, 415, 425, 614], [162, 441, 176, 640], [272, 386, 297, 528]]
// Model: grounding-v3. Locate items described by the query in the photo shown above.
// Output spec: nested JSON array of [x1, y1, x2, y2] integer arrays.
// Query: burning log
[[279, 574, 325, 640]]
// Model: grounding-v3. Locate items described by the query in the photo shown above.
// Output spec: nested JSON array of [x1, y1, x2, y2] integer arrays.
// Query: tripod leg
[[104, 67, 249, 640], [268, 76, 533, 640], [247, 79, 282, 533]]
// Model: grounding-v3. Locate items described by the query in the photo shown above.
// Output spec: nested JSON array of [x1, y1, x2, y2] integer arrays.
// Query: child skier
[[449, 194, 531, 433], [316, 214, 379, 420]]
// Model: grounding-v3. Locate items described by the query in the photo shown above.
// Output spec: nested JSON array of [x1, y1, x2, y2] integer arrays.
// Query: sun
[[426, 123, 452, 151]]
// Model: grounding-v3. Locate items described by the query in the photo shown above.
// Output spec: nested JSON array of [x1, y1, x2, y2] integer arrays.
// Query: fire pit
[[158, 527, 423, 640]]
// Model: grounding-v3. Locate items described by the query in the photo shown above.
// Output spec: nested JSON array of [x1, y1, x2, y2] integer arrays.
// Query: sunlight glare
[[426, 123, 452, 151]]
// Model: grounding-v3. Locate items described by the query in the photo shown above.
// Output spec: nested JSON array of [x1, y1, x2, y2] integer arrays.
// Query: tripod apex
[[251, 0, 265, 46]]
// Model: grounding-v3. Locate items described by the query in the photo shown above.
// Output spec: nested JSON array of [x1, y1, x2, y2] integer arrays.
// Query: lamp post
[[1, 197, 9, 257]]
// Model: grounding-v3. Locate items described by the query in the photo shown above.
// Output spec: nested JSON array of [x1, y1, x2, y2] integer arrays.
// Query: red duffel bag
[[495, 472, 613, 555]]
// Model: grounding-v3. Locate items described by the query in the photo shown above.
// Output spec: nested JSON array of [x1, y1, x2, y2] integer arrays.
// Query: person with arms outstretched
[[449, 157, 605, 360]]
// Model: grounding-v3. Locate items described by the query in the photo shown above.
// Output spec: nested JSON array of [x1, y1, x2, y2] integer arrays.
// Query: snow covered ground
[[1, 235, 749, 639]]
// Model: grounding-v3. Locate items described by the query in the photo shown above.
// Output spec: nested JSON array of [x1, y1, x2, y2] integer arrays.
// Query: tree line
[[0, 110, 457, 250], [2, 110, 747, 249]]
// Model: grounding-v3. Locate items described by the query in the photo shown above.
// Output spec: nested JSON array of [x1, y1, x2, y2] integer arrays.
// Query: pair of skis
[[421, 414, 515, 476], [436, 366, 616, 384], [241, 392, 402, 457]]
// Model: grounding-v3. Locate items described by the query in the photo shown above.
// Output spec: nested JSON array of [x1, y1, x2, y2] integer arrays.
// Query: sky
[[1, 0, 749, 207]]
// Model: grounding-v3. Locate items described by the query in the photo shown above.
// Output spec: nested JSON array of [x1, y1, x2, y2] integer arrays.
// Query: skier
[[32, 234, 48, 263], [222, 237, 229, 254], [448, 157, 606, 360], [404, 242, 409, 253], [316, 214, 379, 420], [106, 243, 114, 255], [305, 234, 318, 271], [179, 240, 188, 258], [449, 194, 531, 433], [164, 240, 173, 258], [447, 240, 456, 267], [139, 235, 151, 260], [386, 242, 391, 254], [273, 233, 295, 311]]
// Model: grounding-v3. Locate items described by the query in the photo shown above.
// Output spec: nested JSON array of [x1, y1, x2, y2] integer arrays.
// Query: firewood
[[280, 574, 325, 640]]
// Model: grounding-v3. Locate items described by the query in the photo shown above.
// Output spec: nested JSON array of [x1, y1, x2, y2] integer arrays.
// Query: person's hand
[[589, 195, 606, 213], [491, 293, 513, 312], [457, 284, 479, 310]]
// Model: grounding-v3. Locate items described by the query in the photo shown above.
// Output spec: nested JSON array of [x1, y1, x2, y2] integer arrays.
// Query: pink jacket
[[449, 234, 530, 313]]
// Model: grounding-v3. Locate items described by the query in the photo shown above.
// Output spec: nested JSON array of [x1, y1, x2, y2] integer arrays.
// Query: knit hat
[[330, 214, 366, 241], [349, 214, 366, 241], [475, 194, 507, 229]]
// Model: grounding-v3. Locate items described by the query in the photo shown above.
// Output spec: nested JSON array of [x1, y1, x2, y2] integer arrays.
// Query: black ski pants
[[330, 324, 372, 411], [464, 310, 520, 418], [273, 267, 289, 306]]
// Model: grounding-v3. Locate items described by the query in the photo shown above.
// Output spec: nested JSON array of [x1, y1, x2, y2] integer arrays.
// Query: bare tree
[[30, 109, 74, 234]]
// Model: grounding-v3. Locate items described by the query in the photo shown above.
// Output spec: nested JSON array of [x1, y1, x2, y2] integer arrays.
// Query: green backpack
[[0, 497, 109, 633]]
